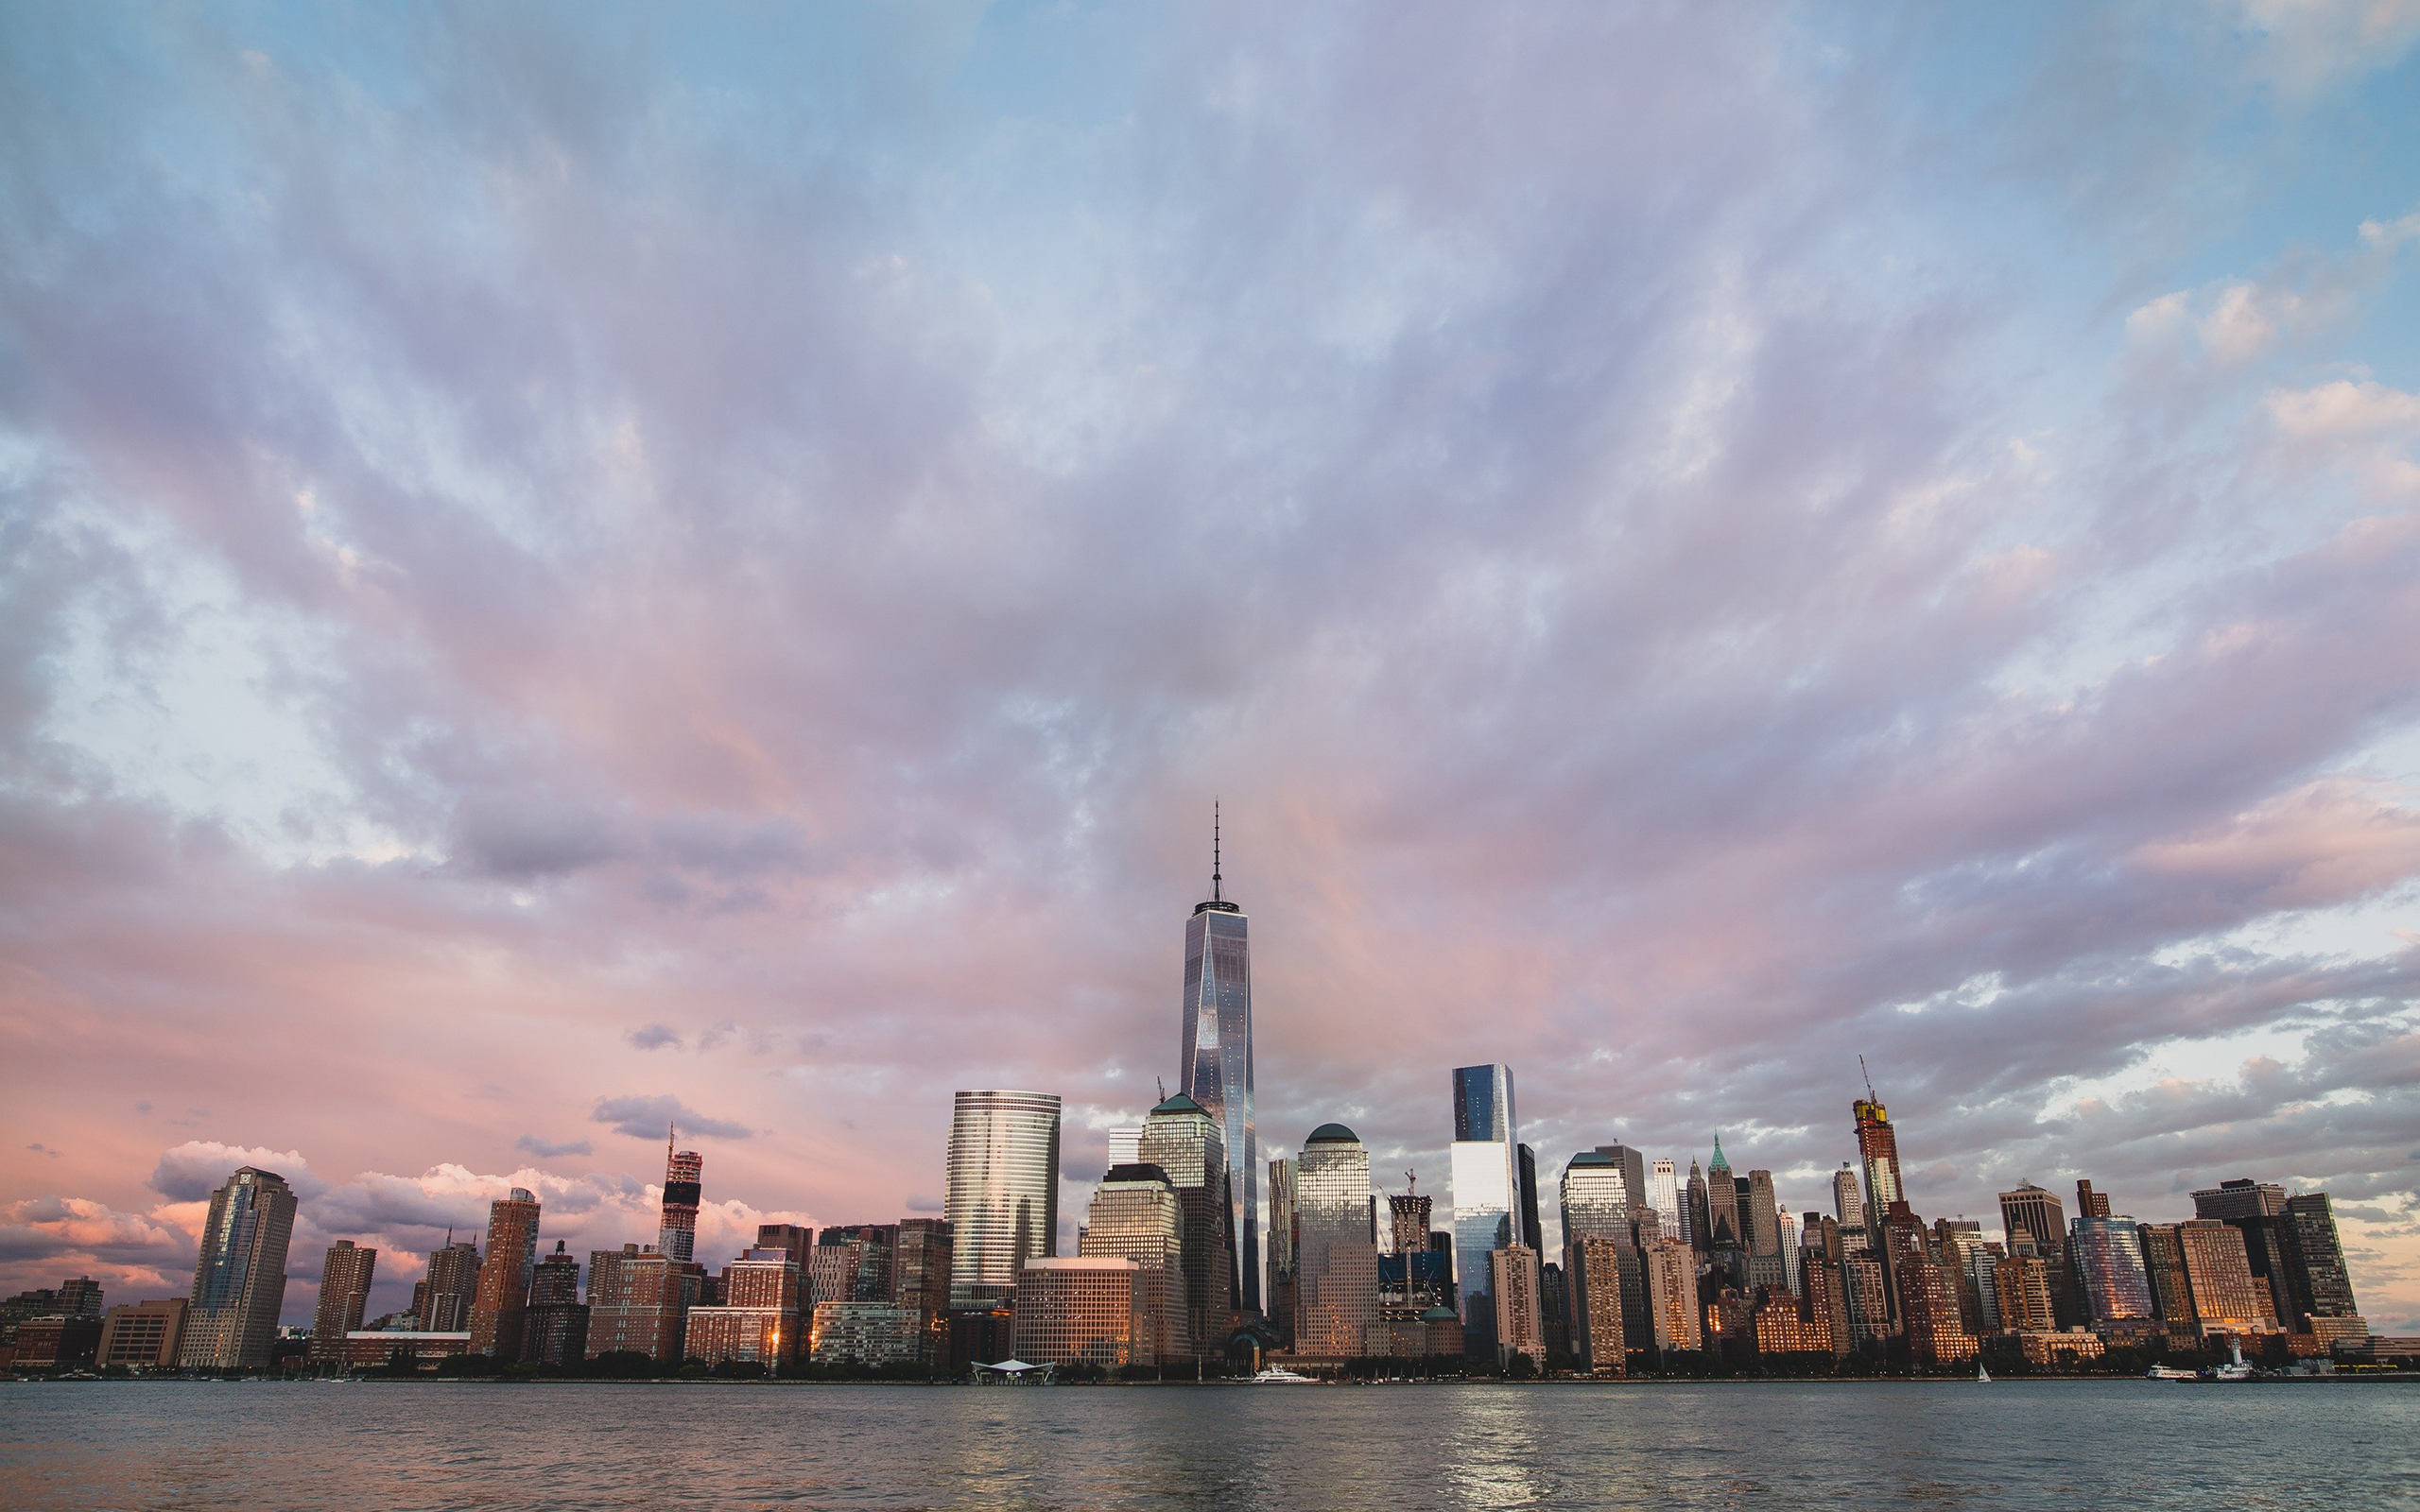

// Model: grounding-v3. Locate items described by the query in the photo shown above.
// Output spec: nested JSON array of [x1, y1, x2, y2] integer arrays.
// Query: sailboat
[[1976, 1357, 1991, 1383]]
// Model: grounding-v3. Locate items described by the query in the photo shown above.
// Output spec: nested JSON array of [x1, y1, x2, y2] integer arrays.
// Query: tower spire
[[1212, 799, 1222, 903]]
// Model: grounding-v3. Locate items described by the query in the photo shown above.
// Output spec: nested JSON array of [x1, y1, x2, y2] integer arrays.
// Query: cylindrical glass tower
[[944, 1089, 1063, 1308]]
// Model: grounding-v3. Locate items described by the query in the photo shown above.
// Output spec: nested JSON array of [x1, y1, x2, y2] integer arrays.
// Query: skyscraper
[[1267, 1156, 1299, 1347], [2192, 1178, 2294, 1331], [1448, 1064, 1520, 1357], [2176, 1219, 2276, 1336], [1179, 808, 1258, 1314], [1643, 1236, 1702, 1351], [522, 1241, 590, 1366], [2279, 1193, 2362, 1335], [944, 1089, 1063, 1307], [1745, 1169, 1783, 1289], [1649, 1158, 1683, 1245], [307, 1241, 376, 1366], [468, 1187, 541, 1361], [2138, 1223, 2197, 1331], [1832, 1165, 1864, 1231], [178, 1166, 297, 1370], [1490, 1245, 1546, 1370], [892, 1219, 955, 1314], [1685, 1161, 1711, 1255], [1704, 1138, 1739, 1252], [1853, 1095, 1904, 1232], [660, 1139, 704, 1264], [1294, 1123, 1376, 1357], [1079, 1163, 1190, 1365], [1516, 1143, 1544, 1254], [1139, 1091, 1236, 1357], [420, 1237, 480, 1332], [2069, 1211, 2155, 1331]]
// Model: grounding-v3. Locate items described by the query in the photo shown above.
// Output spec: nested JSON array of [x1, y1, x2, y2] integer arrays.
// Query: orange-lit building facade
[[1011, 1258, 1145, 1366]]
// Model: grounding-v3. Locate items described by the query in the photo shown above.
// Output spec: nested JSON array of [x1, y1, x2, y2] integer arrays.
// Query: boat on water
[[2208, 1341, 2256, 1383], [2146, 1365, 2197, 1381], [1251, 1366, 1317, 1383], [1976, 1360, 1991, 1383]]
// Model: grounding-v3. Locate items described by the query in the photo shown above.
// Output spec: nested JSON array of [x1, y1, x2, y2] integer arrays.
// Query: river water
[[3, 1379, 2415, 1509]]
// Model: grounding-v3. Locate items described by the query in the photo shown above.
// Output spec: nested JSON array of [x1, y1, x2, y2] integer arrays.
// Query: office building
[[1491, 1244, 1546, 1369], [1516, 1143, 1544, 1254], [1079, 1163, 1190, 1365], [2138, 1222, 2196, 1330], [1267, 1156, 1299, 1345], [1295, 1123, 1377, 1357], [2177, 1219, 2277, 1336], [308, 1242, 377, 1365], [521, 1241, 590, 1366], [1650, 1158, 1684, 1246], [2192, 1179, 2294, 1330], [1139, 1091, 1236, 1356], [1704, 1138, 1740, 1255], [1842, 1255, 1893, 1346], [945, 1090, 1063, 1307], [2069, 1212, 2155, 1331], [1744, 1169, 1784, 1289], [1449, 1064, 1520, 1355], [1560, 1151, 1633, 1245], [1853, 1095, 1905, 1231], [1899, 1256, 1976, 1364], [1832, 1165, 1864, 1231], [178, 1166, 298, 1370], [467, 1188, 541, 1361], [96, 1298, 187, 1368], [660, 1141, 704, 1263], [10, 1315, 101, 1370], [585, 1245, 697, 1362], [892, 1219, 954, 1314], [1993, 1252, 2055, 1332], [1568, 1234, 1628, 1373], [755, 1224, 814, 1263], [1685, 1161, 1711, 1255], [2279, 1193, 2361, 1332], [1012, 1257, 1148, 1366], [420, 1239, 480, 1331], [812, 1225, 898, 1306], [810, 1302, 929, 1366], [1643, 1236, 1703, 1351], [1798, 1244, 1849, 1357], [1179, 809, 1259, 1313], [686, 1246, 804, 1368]]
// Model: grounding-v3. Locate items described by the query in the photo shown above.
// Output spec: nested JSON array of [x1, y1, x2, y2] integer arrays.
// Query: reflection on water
[[0, 1379, 2414, 1511]]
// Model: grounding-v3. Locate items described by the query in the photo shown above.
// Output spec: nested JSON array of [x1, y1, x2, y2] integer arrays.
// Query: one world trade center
[[1181, 805, 1259, 1314]]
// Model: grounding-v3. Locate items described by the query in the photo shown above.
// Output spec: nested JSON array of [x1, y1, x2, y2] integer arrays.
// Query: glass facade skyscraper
[[1294, 1123, 1375, 1356], [2069, 1213, 2156, 1330], [944, 1089, 1063, 1307], [178, 1166, 297, 1370], [1448, 1063, 1519, 1355], [1180, 810, 1258, 1313]]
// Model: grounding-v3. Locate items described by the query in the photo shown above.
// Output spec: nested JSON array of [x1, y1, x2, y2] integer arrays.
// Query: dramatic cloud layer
[[2, 3, 2416, 1328]]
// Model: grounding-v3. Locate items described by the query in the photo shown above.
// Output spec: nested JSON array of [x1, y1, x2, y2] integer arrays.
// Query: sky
[[3, 1, 2418, 1333]]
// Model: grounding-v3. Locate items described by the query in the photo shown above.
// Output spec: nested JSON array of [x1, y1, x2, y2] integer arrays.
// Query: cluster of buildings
[[5, 820, 2403, 1379]]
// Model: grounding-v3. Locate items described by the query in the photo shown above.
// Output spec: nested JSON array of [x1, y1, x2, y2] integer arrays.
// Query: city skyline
[[5, 4, 2418, 1342]]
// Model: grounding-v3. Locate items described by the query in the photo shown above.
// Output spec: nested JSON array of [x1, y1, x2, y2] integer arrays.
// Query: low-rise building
[[337, 1330, 474, 1370], [96, 1299, 187, 1369], [2016, 1329, 2105, 1366], [808, 1302, 930, 1367]]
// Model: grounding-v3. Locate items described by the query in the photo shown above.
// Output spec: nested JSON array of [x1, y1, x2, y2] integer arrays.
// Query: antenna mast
[[1212, 799, 1222, 903]]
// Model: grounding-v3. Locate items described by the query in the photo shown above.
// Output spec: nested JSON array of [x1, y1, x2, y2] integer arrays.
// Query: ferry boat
[[1250, 1366, 1317, 1383], [2145, 1365, 2197, 1381]]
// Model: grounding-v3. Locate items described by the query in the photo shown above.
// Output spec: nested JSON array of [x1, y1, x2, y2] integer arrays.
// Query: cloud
[[148, 1143, 322, 1203], [514, 1135, 594, 1159], [591, 1095, 751, 1142], [2239, 0, 2420, 95], [0, 3, 2414, 1327], [0, 1197, 193, 1269]]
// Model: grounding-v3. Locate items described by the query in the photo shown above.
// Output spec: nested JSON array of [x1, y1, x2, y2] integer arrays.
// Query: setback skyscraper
[[1179, 808, 1258, 1313], [178, 1166, 297, 1370], [1138, 1091, 1236, 1360], [944, 1089, 1063, 1307]]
